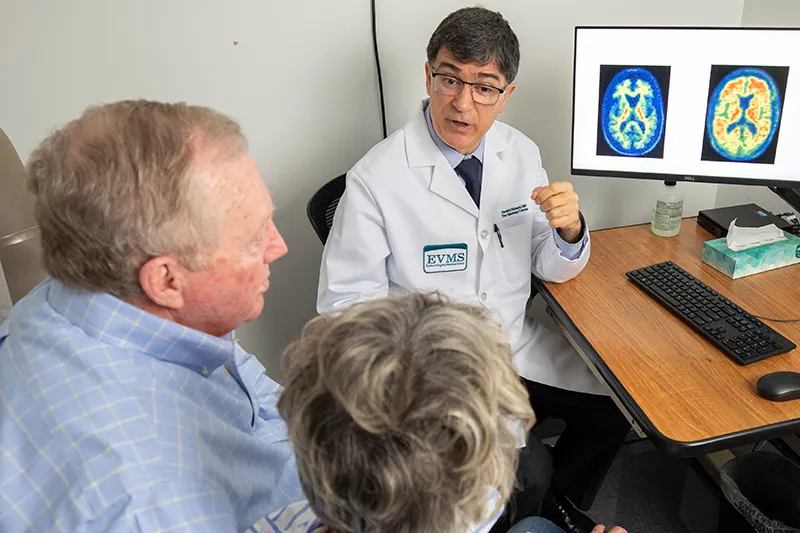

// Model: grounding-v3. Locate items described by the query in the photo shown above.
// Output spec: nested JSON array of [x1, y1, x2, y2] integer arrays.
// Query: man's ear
[[497, 83, 517, 114], [425, 62, 432, 97], [138, 256, 187, 310]]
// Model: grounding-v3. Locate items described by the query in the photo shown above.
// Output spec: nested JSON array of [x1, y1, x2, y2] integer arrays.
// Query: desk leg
[[545, 305, 647, 439], [770, 434, 800, 468]]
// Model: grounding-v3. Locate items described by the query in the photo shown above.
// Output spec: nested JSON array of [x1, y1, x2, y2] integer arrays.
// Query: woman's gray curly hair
[[278, 292, 535, 533]]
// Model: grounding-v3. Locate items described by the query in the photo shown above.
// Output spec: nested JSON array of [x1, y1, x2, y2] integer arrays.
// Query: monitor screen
[[571, 27, 800, 187]]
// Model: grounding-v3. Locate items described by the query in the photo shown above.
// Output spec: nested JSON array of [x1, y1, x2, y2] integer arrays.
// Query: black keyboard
[[626, 261, 796, 365]]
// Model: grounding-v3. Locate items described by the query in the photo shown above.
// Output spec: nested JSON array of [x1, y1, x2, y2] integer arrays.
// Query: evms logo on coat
[[423, 243, 468, 274]]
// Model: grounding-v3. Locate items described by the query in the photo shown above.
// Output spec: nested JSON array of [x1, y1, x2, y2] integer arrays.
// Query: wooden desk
[[533, 218, 800, 457]]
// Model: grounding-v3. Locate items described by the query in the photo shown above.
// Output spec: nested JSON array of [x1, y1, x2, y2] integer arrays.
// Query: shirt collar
[[47, 279, 235, 376], [423, 100, 485, 168]]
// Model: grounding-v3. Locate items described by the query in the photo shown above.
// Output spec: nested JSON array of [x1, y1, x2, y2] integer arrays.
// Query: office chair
[[0, 126, 47, 303], [306, 174, 346, 245]]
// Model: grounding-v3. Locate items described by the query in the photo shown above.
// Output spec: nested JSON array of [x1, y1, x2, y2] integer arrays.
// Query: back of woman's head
[[278, 292, 535, 533]]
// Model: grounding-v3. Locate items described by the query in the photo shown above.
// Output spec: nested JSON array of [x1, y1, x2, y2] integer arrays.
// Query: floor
[[534, 424, 800, 532], [588, 440, 691, 533], [534, 417, 693, 533]]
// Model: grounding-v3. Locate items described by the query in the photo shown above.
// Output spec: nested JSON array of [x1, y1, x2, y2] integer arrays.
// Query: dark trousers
[[489, 379, 630, 532], [525, 379, 631, 508], [489, 427, 554, 533]]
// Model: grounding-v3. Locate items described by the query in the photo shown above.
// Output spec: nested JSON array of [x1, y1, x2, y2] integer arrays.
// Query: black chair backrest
[[307, 174, 347, 245]]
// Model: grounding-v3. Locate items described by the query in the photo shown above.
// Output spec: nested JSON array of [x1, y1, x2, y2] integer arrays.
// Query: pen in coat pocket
[[493, 224, 504, 248]]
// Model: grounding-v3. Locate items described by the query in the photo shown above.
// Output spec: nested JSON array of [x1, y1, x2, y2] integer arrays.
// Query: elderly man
[[0, 101, 300, 532], [318, 7, 631, 533]]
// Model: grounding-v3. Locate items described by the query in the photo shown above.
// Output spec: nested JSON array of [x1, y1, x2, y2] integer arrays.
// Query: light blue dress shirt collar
[[423, 100, 485, 167], [47, 280, 235, 376]]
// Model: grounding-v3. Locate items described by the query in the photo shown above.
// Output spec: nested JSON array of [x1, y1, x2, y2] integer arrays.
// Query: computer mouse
[[757, 371, 800, 402]]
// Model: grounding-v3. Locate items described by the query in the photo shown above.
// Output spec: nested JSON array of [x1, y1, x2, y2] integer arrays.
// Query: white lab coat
[[318, 104, 606, 395]]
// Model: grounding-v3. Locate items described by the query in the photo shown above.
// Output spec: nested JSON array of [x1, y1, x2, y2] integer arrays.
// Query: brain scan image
[[702, 65, 789, 164], [597, 65, 671, 159]]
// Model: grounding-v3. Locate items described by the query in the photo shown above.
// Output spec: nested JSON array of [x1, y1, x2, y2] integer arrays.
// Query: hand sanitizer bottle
[[652, 181, 684, 237]]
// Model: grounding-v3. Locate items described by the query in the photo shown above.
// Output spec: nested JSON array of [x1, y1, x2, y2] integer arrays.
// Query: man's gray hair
[[27, 100, 247, 300], [426, 6, 520, 83], [278, 292, 536, 533]]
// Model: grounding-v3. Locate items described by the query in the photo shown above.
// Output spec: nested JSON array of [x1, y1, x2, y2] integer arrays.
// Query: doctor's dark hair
[[278, 292, 536, 533], [426, 6, 520, 84]]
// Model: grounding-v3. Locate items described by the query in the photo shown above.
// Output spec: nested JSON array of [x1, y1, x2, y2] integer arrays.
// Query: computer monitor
[[571, 26, 800, 194]]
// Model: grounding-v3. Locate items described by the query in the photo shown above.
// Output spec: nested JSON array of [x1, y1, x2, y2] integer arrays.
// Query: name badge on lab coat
[[423, 243, 468, 274], [498, 202, 531, 229]]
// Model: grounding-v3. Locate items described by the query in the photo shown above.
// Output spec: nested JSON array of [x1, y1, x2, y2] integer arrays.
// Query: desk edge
[[532, 276, 800, 457]]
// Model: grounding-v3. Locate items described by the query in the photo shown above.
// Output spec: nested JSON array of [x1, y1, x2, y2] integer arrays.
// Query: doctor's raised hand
[[531, 181, 584, 243]]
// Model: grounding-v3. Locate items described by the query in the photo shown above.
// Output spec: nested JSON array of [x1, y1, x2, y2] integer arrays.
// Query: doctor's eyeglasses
[[430, 72, 507, 106]]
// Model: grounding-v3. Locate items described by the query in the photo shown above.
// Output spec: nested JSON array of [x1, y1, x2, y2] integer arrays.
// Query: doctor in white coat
[[318, 7, 630, 533]]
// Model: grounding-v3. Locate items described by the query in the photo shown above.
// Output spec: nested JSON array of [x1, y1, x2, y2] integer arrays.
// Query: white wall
[[0, 0, 382, 379], [713, 0, 800, 214], [378, 0, 744, 230], [6, 0, 778, 379], [742, 0, 800, 26]]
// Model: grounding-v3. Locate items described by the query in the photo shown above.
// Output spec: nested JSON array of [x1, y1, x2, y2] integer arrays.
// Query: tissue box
[[701, 232, 800, 279]]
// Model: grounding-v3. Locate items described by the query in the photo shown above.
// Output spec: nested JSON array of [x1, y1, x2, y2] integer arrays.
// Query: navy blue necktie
[[455, 156, 483, 208]]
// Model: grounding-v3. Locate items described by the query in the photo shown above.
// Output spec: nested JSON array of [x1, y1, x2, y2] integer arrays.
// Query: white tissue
[[726, 218, 787, 252]]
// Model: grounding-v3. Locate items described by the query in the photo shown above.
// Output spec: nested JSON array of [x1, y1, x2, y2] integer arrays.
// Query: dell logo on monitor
[[683, 176, 696, 181]]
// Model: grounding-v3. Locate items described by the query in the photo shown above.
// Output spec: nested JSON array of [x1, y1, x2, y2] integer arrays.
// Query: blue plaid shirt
[[0, 279, 304, 532], [244, 493, 505, 533]]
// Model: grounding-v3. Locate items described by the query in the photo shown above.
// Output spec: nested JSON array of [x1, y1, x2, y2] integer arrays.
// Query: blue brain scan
[[601, 67, 666, 157]]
